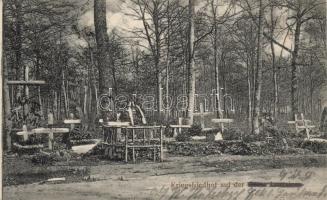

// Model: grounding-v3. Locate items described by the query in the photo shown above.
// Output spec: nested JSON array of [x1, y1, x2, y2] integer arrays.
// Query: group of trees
[[123, 0, 326, 131], [2, 0, 326, 150]]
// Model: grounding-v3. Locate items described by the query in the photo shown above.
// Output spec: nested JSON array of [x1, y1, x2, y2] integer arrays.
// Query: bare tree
[[252, 0, 263, 134], [186, 0, 196, 124], [130, 0, 169, 119], [94, 0, 111, 98]]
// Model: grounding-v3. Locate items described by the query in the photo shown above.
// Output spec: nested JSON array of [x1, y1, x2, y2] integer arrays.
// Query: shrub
[[222, 128, 243, 140], [300, 140, 327, 154], [176, 132, 191, 142], [188, 124, 202, 136]]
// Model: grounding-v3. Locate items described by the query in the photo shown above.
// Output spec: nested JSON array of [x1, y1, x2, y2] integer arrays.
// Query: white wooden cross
[[64, 113, 81, 131], [211, 118, 234, 132], [16, 126, 69, 150], [7, 65, 46, 116], [193, 103, 216, 129], [288, 113, 315, 139], [16, 125, 33, 141], [32, 127, 70, 150], [7, 66, 46, 151], [170, 117, 191, 138]]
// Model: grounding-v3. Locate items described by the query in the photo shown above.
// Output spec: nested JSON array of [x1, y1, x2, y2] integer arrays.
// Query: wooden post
[[301, 113, 310, 139], [83, 85, 87, 115], [199, 103, 205, 129], [160, 126, 163, 162], [49, 131, 54, 150], [48, 112, 54, 125], [24, 65, 29, 98], [54, 92, 58, 120], [132, 129, 135, 143], [125, 128, 128, 163], [153, 127, 156, 162], [294, 114, 299, 134], [153, 145, 156, 162], [178, 117, 183, 134], [22, 125, 28, 141], [132, 147, 135, 163], [48, 112, 54, 150], [128, 103, 134, 126], [67, 81, 70, 114]]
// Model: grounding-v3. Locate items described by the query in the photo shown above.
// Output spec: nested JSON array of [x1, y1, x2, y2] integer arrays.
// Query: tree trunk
[[290, 19, 301, 119], [14, 0, 23, 82], [153, 3, 162, 120], [88, 44, 97, 130], [252, 0, 263, 134], [165, 0, 170, 121], [94, 0, 111, 103], [270, 5, 278, 121], [246, 58, 252, 129], [212, 1, 223, 119], [3, 52, 12, 151], [186, 0, 196, 125], [62, 72, 68, 118], [320, 84, 327, 132]]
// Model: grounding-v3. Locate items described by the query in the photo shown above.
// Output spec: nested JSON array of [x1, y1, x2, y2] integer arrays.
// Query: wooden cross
[[16, 126, 69, 150], [16, 125, 33, 141], [211, 118, 234, 133], [7, 65, 46, 97], [170, 117, 191, 138], [64, 119, 81, 130], [288, 113, 315, 139], [7, 65, 46, 117], [32, 127, 69, 150], [193, 103, 215, 129]]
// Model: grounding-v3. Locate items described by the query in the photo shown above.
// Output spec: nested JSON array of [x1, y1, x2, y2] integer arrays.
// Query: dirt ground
[[3, 154, 327, 200]]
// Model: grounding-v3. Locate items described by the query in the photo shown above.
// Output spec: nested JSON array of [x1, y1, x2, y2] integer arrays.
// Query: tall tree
[[269, 4, 278, 120], [252, 0, 263, 134], [186, 0, 196, 125], [94, 0, 111, 99], [210, 0, 223, 119], [130, 0, 168, 119]]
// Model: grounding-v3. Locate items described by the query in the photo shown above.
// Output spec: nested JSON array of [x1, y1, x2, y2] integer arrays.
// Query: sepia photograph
[[1, 0, 327, 199]]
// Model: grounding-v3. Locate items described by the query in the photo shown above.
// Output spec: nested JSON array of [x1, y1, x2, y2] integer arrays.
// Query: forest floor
[[3, 153, 327, 200]]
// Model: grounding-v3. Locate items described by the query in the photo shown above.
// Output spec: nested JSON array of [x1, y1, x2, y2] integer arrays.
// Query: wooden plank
[[64, 119, 81, 124], [13, 143, 44, 149], [193, 112, 214, 116], [288, 120, 312, 124], [7, 80, 46, 85], [202, 128, 215, 132], [297, 125, 315, 129], [126, 145, 161, 148], [33, 128, 70, 134], [105, 121, 130, 127], [170, 125, 191, 128], [160, 127, 163, 162], [125, 126, 162, 129], [211, 118, 234, 123]]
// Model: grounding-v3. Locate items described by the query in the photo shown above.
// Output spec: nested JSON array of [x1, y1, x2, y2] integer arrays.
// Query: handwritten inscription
[[279, 168, 315, 181], [149, 184, 327, 200]]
